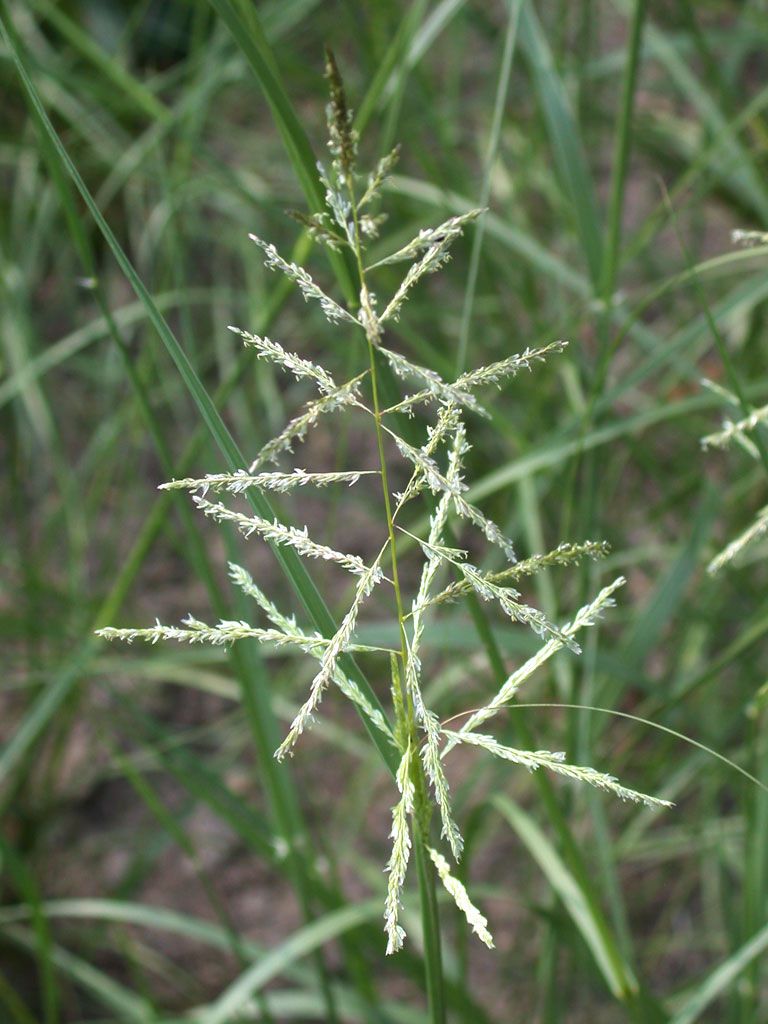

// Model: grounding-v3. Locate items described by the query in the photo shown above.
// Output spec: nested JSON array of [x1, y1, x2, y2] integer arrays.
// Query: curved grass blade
[[668, 922, 768, 1024], [491, 795, 637, 1000], [518, 0, 603, 286], [0, 924, 153, 1023], [198, 900, 382, 1024]]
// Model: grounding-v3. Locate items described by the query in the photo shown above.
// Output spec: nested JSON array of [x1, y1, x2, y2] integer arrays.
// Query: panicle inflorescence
[[99, 54, 670, 955]]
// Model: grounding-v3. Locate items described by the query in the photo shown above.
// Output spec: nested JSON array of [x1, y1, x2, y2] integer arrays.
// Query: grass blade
[[668, 922, 768, 1024], [198, 900, 382, 1024], [491, 795, 637, 1001], [518, 0, 603, 286]]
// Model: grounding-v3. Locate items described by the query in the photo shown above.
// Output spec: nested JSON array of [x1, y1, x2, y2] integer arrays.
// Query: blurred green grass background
[[2, 0, 768, 1021]]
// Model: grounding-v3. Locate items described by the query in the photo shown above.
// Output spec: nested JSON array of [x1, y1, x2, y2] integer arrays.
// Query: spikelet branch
[[379, 210, 482, 324], [358, 145, 400, 211], [249, 234, 358, 326], [161, 468, 377, 496], [274, 553, 384, 760], [248, 374, 368, 470], [428, 847, 494, 948], [390, 428, 517, 562], [384, 745, 414, 954], [227, 326, 338, 393], [707, 505, 768, 574], [192, 495, 377, 579], [422, 540, 610, 613], [442, 731, 673, 809], [454, 340, 568, 392], [444, 577, 626, 752], [228, 562, 394, 740], [701, 401, 768, 451], [370, 209, 484, 273]]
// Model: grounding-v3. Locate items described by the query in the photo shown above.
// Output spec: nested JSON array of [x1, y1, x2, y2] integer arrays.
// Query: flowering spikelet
[[429, 847, 493, 948], [443, 731, 674, 809], [378, 344, 486, 416], [358, 145, 400, 210], [380, 211, 481, 323], [372, 209, 484, 272], [454, 340, 568, 392], [161, 469, 375, 496], [249, 235, 358, 325], [732, 228, 768, 247], [191, 495, 376, 579], [227, 326, 338, 393], [404, 429, 470, 861], [384, 746, 414, 954], [249, 375, 366, 470], [701, 401, 768, 451], [229, 562, 393, 740], [444, 577, 627, 753], [702, 362, 768, 574], [707, 506, 768, 575], [274, 554, 384, 760], [424, 540, 610, 610], [392, 430, 517, 562]]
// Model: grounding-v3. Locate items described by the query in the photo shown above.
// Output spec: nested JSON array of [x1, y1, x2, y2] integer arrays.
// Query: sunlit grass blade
[[197, 900, 382, 1024], [668, 921, 768, 1024], [491, 795, 638, 1001]]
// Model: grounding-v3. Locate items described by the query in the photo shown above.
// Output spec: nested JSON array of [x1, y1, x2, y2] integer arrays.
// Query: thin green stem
[[348, 160, 445, 1023], [414, 835, 446, 1024]]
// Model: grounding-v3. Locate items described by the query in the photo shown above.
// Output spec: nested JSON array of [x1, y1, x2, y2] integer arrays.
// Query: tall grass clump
[[96, 51, 671, 1013]]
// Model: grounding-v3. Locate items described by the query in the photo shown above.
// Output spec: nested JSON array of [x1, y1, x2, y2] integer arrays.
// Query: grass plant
[[97, 58, 671, 1016], [2, 1, 768, 1022]]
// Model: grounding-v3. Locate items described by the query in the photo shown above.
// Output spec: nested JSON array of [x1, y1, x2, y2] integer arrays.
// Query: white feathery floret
[[384, 746, 414, 954], [275, 555, 384, 760], [161, 468, 375, 496], [192, 495, 377, 579], [444, 577, 626, 751], [249, 234, 359, 325], [442, 731, 674, 808], [428, 847, 494, 948]]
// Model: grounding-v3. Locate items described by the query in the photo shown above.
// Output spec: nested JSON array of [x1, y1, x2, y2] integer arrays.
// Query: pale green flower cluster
[[98, 52, 670, 954]]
